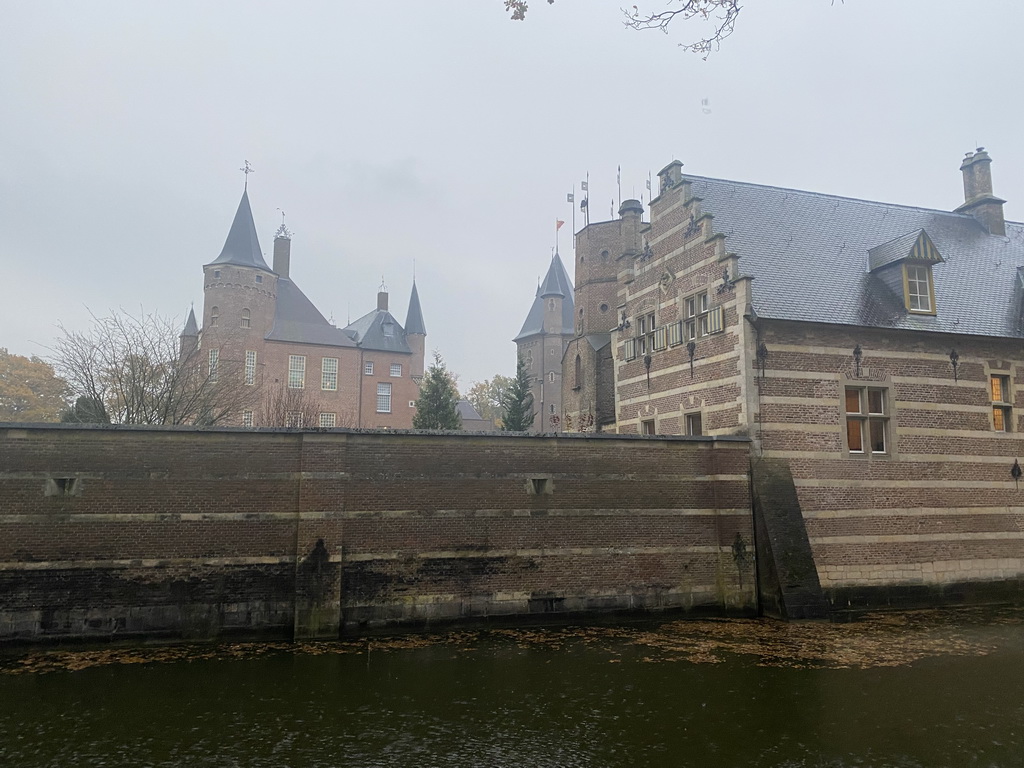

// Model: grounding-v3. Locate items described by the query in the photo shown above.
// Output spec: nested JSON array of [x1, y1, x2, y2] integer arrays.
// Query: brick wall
[[0, 425, 754, 643]]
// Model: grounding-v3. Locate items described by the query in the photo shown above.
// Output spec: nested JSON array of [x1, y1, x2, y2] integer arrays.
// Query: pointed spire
[[539, 252, 573, 298], [180, 307, 199, 337], [405, 281, 426, 335], [208, 190, 272, 271]]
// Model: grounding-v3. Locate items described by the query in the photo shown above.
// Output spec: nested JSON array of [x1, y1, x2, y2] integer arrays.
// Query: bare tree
[[260, 384, 356, 429], [50, 309, 259, 425]]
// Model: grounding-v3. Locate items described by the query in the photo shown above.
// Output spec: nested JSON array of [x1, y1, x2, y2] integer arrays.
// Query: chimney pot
[[377, 291, 388, 311]]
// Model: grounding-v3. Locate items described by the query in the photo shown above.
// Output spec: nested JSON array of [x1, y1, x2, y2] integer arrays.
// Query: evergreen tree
[[412, 352, 462, 430], [501, 355, 535, 431]]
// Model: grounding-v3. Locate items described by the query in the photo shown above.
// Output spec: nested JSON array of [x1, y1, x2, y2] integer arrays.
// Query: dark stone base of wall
[[827, 578, 1024, 621]]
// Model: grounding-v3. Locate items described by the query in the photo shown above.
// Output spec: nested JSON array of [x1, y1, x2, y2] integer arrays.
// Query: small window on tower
[[255, 274, 263, 284], [210, 306, 219, 327], [241, 308, 251, 329], [213, 270, 221, 279]]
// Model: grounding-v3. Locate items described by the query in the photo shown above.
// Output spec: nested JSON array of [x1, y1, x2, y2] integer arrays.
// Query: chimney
[[377, 291, 388, 311], [618, 198, 644, 220], [956, 147, 1006, 236], [273, 234, 291, 278]]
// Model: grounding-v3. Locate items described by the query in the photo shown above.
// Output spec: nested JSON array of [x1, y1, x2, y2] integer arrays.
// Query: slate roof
[[207, 190, 273, 271], [457, 400, 484, 420], [685, 175, 1024, 339], [405, 281, 426, 335], [343, 308, 411, 354], [180, 307, 198, 337], [265, 278, 356, 347], [515, 254, 575, 341]]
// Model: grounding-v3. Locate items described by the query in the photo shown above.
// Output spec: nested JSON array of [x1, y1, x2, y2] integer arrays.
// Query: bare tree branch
[[624, 1, 741, 58]]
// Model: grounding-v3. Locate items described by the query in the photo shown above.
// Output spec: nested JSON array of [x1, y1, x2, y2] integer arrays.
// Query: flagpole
[[617, 165, 621, 211]]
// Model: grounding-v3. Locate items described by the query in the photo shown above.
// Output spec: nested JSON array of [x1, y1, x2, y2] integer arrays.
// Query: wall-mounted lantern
[[1013, 459, 1022, 490], [949, 349, 960, 382], [686, 341, 697, 379], [853, 345, 863, 378], [756, 342, 768, 379]]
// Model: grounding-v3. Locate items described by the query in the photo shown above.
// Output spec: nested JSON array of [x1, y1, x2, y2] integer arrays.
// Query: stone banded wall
[[0, 425, 755, 643]]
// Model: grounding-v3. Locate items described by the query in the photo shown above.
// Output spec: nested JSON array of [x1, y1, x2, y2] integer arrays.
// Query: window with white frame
[[322, 357, 338, 391], [244, 350, 256, 386], [390, 363, 402, 377], [288, 355, 306, 389], [377, 382, 392, 413], [992, 374, 1013, 432], [285, 411, 303, 428], [685, 412, 703, 436], [242, 410, 254, 428], [364, 361, 374, 375], [208, 349, 219, 381], [845, 386, 889, 454], [684, 291, 724, 340], [240, 308, 251, 328], [210, 306, 219, 327], [319, 412, 336, 428], [904, 264, 934, 314], [635, 311, 656, 355]]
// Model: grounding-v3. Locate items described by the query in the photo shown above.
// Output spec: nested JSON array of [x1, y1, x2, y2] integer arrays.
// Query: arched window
[[574, 354, 582, 389], [210, 306, 219, 327], [241, 308, 251, 329]]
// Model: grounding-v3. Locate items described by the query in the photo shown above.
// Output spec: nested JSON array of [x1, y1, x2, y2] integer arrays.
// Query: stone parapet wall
[[0, 425, 754, 644]]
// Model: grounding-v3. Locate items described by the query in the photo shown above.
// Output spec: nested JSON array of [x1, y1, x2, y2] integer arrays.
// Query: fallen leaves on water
[[2, 606, 1019, 676]]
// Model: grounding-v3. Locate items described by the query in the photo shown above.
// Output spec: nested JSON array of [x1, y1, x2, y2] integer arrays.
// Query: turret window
[[241, 309, 251, 328], [244, 351, 256, 386], [210, 306, 219, 327], [255, 275, 263, 284], [208, 349, 219, 381]]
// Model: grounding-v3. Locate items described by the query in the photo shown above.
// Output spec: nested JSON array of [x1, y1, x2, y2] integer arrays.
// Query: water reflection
[[2, 609, 1022, 767]]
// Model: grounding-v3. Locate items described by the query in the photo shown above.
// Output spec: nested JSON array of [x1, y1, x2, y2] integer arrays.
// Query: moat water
[[2, 608, 1023, 768]]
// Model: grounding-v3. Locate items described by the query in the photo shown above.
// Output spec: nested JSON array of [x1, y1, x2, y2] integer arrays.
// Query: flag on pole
[[581, 180, 589, 191], [617, 166, 621, 184], [556, 220, 565, 230], [567, 192, 574, 203], [645, 179, 651, 191]]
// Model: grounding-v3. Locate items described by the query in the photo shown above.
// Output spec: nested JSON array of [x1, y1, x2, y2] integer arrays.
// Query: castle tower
[[561, 198, 648, 431], [201, 190, 279, 359], [179, 307, 199, 359], [514, 253, 574, 432], [405, 280, 427, 380]]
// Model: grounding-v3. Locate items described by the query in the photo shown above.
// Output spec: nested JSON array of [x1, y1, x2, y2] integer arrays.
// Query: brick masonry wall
[[756, 320, 1024, 605], [0, 425, 754, 643]]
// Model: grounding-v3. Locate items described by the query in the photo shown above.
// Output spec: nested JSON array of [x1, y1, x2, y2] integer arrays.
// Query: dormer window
[[904, 264, 935, 314]]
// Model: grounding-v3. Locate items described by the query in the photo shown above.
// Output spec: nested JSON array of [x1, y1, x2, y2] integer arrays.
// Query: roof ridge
[[684, 174, 980, 219]]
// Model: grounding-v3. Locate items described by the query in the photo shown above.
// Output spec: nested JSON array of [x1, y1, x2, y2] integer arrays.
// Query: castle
[[519, 149, 1024, 604], [181, 188, 426, 429]]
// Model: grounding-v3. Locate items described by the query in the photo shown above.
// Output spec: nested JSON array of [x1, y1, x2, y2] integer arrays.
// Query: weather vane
[[239, 160, 254, 189]]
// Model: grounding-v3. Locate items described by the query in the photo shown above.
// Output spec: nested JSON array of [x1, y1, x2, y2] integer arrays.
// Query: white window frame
[[242, 410, 254, 428], [288, 355, 306, 389], [208, 349, 219, 381], [904, 264, 934, 314], [377, 382, 392, 413], [322, 357, 338, 391], [364, 361, 374, 375], [684, 412, 703, 436], [244, 350, 256, 386], [319, 412, 336, 428], [285, 411, 303, 428], [390, 363, 402, 377], [845, 386, 889, 455], [240, 308, 251, 329]]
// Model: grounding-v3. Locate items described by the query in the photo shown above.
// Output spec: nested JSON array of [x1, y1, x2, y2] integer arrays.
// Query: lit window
[[319, 412, 336, 428], [904, 264, 934, 313], [364, 361, 374, 375], [992, 374, 1013, 432], [244, 350, 256, 386], [390, 363, 402, 377], [288, 355, 306, 389], [241, 410, 254, 428], [377, 382, 392, 413], [322, 358, 338, 390], [685, 413, 703, 436], [845, 386, 888, 454], [285, 411, 303, 428], [241, 308, 251, 329], [208, 349, 219, 381], [210, 306, 219, 327]]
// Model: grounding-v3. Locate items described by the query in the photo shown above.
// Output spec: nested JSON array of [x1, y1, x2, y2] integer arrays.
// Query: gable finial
[[239, 160, 254, 189], [379, 275, 387, 293]]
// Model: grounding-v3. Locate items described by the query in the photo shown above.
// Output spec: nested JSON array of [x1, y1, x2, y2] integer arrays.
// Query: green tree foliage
[[500, 355, 535, 432], [0, 348, 71, 422], [412, 352, 462, 430], [465, 374, 513, 429]]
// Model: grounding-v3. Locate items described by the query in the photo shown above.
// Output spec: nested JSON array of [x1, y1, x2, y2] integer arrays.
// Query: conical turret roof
[[514, 254, 575, 341], [180, 307, 199, 337], [207, 190, 272, 271], [405, 281, 426, 335]]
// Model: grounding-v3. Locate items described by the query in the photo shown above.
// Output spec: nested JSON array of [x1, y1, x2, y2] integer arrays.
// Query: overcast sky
[[3, 1, 1024, 388]]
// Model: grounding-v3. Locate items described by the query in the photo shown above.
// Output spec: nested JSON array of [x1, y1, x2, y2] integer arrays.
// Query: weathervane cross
[[239, 160, 255, 189]]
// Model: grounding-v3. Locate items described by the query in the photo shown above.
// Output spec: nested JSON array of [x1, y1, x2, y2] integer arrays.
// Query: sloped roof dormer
[[868, 229, 943, 272]]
